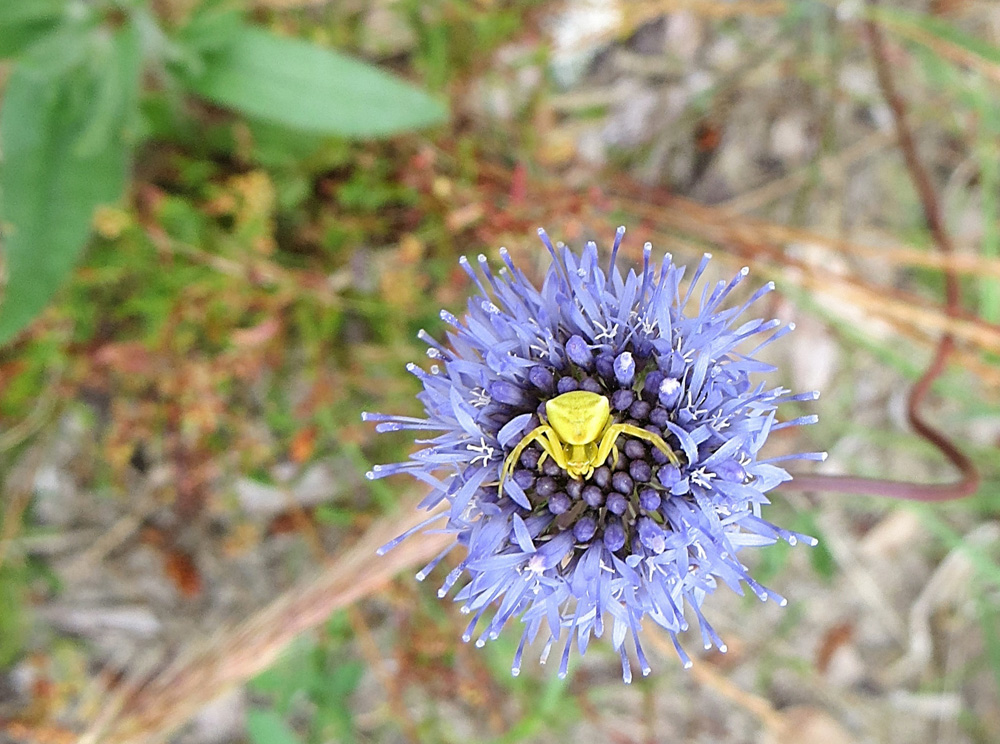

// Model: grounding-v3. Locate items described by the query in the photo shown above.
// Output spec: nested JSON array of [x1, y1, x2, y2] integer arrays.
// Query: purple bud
[[628, 400, 651, 420], [651, 447, 670, 465], [715, 459, 746, 482], [593, 466, 611, 488], [638, 488, 661, 511], [528, 365, 555, 393], [612, 471, 634, 494], [519, 448, 540, 469], [658, 377, 682, 407], [613, 352, 635, 386], [623, 440, 645, 459], [603, 520, 626, 551], [574, 515, 597, 542], [637, 517, 667, 554], [629, 459, 651, 483], [541, 458, 562, 477], [649, 407, 669, 427], [548, 491, 571, 514], [611, 389, 634, 411], [642, 370, 665, 400], [657, 464, 681, 488], [557, 376, 579, 394], [536, 476, 558, 497], [580, 376, 603, 393], [513, 469, 535, 490], [565, 479, 583, 499], [489, 380, 526, 406], [606, 492, 628, 515], [582, 485, 604, 507], [595, 353, 615, 381], [566, 335, 593, 369]]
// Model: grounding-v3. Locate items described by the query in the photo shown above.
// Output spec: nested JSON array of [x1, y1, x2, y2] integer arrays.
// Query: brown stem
[[783, 4, 980, 501]]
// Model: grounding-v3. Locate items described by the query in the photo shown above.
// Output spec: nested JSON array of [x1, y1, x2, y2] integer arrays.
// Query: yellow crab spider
[[499, 390, 681, 496]]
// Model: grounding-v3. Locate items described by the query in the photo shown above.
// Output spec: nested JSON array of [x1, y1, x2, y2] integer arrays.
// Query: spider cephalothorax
[[499, 390, 681, 494]]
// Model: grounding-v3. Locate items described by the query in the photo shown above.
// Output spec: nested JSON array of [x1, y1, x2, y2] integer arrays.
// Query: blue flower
[[363, 227, 824, 682]]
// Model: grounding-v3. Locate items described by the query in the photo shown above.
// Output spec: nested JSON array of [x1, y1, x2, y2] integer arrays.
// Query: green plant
[[0, 0, 447, 345]]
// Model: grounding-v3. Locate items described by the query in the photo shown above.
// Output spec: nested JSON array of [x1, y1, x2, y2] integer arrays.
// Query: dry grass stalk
[[615, 196, 1000, 356], [86, 497, 451, 744]]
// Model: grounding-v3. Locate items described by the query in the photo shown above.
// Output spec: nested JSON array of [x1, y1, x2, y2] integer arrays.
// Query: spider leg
[[540, 427, 570, 472], [608, 424, 681, 467], [593, 419, 621, 472], [499, 425, 558, 497]]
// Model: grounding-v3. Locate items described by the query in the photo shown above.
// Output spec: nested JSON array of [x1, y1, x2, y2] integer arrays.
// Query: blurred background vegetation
[[1, 0, 999, 743]]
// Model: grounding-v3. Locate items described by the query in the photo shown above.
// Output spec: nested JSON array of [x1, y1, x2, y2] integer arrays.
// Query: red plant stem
[[783, 3, 980, 501]]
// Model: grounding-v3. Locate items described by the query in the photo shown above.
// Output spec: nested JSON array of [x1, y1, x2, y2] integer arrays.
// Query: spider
[[499, 390, 681, 495]]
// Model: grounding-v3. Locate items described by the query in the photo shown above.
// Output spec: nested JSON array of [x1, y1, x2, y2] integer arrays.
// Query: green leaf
[[246, 709, 305, 744], [180, 25, 447, 138], [0, 0, 68, 58], [0, 22, 142, 344]]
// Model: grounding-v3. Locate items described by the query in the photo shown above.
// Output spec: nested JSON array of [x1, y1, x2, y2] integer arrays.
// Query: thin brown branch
[[781, 5, 982, 501]]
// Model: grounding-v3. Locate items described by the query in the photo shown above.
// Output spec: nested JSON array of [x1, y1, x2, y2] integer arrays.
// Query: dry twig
[[84, 498, 451, 744]]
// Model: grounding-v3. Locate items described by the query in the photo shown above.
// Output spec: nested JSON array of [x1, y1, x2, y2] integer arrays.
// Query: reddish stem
[[783, 3, 980, 501]]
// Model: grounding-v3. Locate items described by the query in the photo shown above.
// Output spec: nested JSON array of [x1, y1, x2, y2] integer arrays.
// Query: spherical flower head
[[363, 227, 824, 682]]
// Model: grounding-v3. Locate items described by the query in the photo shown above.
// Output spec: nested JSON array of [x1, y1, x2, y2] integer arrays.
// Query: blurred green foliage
[[0, 0, 446, 344]]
